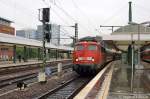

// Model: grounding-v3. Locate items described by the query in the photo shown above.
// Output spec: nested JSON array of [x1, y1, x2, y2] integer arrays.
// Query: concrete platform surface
[[107, 61, 150, 99]]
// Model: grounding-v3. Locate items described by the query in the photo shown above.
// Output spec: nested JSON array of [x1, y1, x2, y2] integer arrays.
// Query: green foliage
[[29, 48, 38, 58], [16, 47, 39, 59], [16, 47, 23, 56]]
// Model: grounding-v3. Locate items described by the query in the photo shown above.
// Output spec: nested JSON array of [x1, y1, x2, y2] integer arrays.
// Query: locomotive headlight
[[92, 58, 95, 62], [76, 59, 79, 61]]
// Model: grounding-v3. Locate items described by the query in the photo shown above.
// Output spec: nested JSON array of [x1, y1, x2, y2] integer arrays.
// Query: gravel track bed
[[0, 77, 37, 95], [0, 63, 72, 95], [0, 71, 78, 99]]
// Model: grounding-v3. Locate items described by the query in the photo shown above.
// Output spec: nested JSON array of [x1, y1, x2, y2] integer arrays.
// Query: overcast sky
[[0, 0, 150, 42]]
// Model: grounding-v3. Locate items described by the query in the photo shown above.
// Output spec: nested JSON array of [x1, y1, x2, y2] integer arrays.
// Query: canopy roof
[[102, 24, 150, 51], [112, 24, 150, 35], [0, 33, 73, 51]]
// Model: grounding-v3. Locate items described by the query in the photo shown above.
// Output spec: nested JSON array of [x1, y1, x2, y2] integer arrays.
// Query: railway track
[[0, 59, 71, 75], [0, 63, 73, 95], [0, 73, 37, 88], [37, 77, 91, 99]]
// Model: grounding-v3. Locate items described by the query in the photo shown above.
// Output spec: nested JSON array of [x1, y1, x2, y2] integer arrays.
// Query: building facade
[[16, 29, 37, 39], [36, 24, 60, 45], [0, 17, 15, 61]]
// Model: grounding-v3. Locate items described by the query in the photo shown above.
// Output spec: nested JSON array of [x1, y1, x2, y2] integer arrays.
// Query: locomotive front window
[[75, 45, 84, 51], [88, 45, 97, 50]]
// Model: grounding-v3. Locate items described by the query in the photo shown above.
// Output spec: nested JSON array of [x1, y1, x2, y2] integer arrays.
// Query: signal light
[[45, 33, 51, 42], [43, 8, 49, 22], [44, 24, 51, 42], [45, 24, 50, 32]]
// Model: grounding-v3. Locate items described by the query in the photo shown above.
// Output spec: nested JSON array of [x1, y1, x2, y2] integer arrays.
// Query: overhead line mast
[[100, 25, 122, 33]]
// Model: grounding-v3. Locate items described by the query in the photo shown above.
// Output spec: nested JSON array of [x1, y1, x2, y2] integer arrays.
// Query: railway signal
[[43, 8, 50, 22], [45, 24, 51, 42], [38, 8, 51, 83]]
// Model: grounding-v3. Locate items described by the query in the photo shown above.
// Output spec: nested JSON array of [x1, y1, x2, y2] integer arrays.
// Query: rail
[[0, 63, 73, 88], [0, 59, 71, 68]]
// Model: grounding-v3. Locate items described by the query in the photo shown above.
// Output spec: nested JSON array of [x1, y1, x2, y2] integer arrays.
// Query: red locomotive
[[72, 36, 116, 75]]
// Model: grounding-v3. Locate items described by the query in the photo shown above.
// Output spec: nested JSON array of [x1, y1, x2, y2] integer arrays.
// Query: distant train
[[141, 44, 150, 62], [72, 36, 120, 75]]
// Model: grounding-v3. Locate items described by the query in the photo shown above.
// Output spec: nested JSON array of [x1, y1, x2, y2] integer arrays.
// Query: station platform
[[108, 61, 150, 99], [0, 58, 71, 68], [75, 60, 150, 99]]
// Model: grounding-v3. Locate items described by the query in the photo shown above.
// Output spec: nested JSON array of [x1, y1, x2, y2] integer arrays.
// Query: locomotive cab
[[73, 42, 98, 64], [72, 36, 115, 75], [73, 41, 104, 75]]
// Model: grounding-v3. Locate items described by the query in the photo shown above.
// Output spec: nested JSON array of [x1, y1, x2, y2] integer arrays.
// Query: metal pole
[[13, 45, 16, 63], [38, 48, 40, 61], [38, 8, 50, 83], [38, 21, 47, 83], [112, 26, 114, 33], [128, 1, 132, 23], [75, 23, 78, 43], [138, 24, 140, 66], [48, 49, 51, 60], [131, 34, 134, 92], [56, 49, 58, 60], [42, 22, 46, 72], [24, 46, 27, 62]]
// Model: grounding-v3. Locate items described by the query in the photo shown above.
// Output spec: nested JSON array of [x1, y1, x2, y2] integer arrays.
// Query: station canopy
[[102, 24, 150, 51], [0, 33, 73, 51]]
